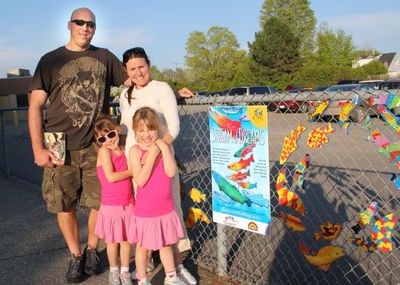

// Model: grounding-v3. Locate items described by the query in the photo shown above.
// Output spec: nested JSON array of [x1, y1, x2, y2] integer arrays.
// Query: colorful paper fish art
[[209, 108, 241, 137], [338, 95, 361, 135], [369, 93, 400, 110], [276, 168, 306, 215], [189, 188, 206, 203], [227, 154, 255, 171], [298, 242, 345, 272], [348, 237, 377, 253], [294, 154, 310, 189], [307, 123, 334, 148], [390, 173, 400, 190], [185, 207, 211, 229], [308, 99, 331, 122], [351, 201, 378, 234], [314, 221, 342, 241], [279, 124, 306, 164], [279, 212, 305, 231], [350, 213, 398, 253], [377, 105, 400, 135], [370, 213, 397, 252]]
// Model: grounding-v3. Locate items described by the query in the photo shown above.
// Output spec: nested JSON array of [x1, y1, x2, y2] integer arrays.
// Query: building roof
[[379, 52, 396, 67], [0, 76, 32, 96]]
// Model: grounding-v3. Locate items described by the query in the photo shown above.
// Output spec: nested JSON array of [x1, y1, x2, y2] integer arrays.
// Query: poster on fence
[[209, 106, 271, 235]]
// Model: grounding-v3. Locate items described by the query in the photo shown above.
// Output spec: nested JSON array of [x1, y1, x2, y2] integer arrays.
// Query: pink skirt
[[128, 210, 184, 250], [95, 203, 134, 244]]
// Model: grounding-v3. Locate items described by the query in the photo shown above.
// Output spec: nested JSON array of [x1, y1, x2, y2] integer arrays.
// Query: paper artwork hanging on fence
[[306, 123, 334, 148], [308, 99, 331, 122], [314, 221, 342, 241], [298, 242, 345, 272], [279, 212, 305, 231], [276, 168, 306, 216], [294, 154, 310, 189], [351, 201, 378, 234], [185, 207, 211, 229], [189, 188, 206, 203], [209, 106, 271, 235], [279, 124, 306, 165]]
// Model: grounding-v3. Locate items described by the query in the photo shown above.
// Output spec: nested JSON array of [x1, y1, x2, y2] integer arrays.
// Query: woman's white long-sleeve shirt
[[119, 80, 180, 160]]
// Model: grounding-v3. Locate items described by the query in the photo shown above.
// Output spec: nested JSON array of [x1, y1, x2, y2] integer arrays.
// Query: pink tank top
[[134, 146, 174, 217], [97, 150, 133, 206]]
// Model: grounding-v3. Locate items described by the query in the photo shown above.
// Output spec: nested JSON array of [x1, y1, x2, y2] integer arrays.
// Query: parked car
[[225, 85, 278, 108], [274, 91, 311, 113], [273, 86, 315, 113], [313, 86, 329, 91], [310, 83, 376, 121], [226, 86, 278, 96], [377, 80, 400, 91]]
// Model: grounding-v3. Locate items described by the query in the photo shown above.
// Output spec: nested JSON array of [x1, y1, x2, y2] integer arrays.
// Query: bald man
[[29, 7, 127, 283]]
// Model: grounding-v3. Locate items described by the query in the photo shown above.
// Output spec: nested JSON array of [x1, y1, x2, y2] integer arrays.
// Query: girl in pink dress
[[94, 116, 134, 285], [128, 107, 184, 285]]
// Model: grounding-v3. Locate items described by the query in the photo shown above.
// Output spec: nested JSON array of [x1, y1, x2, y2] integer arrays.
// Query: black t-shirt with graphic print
[[30, 45, 127, 151]]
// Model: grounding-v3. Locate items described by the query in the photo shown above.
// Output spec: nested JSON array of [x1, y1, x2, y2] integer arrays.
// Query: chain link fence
[[1, 90, 399, 284], [174, 90, 400, 285]]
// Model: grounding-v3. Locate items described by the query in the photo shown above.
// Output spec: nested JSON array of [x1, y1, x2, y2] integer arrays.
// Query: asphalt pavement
[[0, 174, 237, 285]]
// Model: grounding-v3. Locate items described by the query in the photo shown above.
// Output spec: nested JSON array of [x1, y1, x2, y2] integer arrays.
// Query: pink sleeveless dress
[[95, 150, 134, 243], [128, 146, 183, 250]]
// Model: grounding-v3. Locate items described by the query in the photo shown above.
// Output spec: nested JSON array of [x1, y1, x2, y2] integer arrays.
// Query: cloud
[[321, 11, 400, 52]]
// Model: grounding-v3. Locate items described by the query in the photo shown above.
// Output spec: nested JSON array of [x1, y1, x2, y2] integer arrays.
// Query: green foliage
[[295, 24, 356, 86], [248, 17, 301, 89], [260, 0, 316, 57], [185, 26, 248, 91], [353, 49, 381, 59], [359, 60, 388, 75]]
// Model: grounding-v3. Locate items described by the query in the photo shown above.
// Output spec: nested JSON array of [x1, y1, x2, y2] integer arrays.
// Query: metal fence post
[[217, 224, 227, 276]]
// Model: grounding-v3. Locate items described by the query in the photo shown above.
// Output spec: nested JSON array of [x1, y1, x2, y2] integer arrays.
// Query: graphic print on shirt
[[59, 57, 106, 128]]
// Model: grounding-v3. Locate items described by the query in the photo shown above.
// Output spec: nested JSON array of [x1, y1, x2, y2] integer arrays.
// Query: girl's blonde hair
[[132, 107, 161, 132], [94, 115, 119, 137]]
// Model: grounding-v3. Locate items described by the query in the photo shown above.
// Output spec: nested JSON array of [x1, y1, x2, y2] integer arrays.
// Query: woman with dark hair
[[119, 47, 197, 285]]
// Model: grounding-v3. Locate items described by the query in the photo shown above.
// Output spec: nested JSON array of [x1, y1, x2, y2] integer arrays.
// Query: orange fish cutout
[[279, 212, 305, 231], [209, 108, 241, 137], [314, 221, 342, 241], [298, 242, 345, 272], [185, 207, 211, 229], [276, 168, 306, 216], [279, 124, 306, 164], [307, 123, 334, 148], [227, 154, 255, 171]]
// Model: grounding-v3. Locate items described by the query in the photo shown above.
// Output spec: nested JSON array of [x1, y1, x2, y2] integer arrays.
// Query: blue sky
[[1, 0, 400, 78]]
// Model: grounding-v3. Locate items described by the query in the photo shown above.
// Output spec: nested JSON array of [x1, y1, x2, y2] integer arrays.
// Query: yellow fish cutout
[[279, 124, 306, 164], [185, 207, 211, 229], [189, 188, 206, 203], [298, 242, 345, 272]]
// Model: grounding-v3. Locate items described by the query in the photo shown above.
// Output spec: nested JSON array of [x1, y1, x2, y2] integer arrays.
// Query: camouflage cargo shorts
[[42, 143, 101, 213]]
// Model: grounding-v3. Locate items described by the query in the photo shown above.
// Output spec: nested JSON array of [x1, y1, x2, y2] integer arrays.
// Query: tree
[[185, 26, 247, 91], [260, 0, 316, 56], [248, 17, 301, 89], [295, 24, 355, 86]]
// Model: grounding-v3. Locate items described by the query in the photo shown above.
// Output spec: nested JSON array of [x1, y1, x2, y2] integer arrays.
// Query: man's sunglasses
[[70, 19, 96, 29], [96, 130, 116, 144]]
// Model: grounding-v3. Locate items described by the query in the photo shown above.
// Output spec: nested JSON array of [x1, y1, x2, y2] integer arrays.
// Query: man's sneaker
[[177, 264, 197, 285], [120, 271, 133, 285], [83, 247, 101, 275], [109, 270, 121, 285], [66, 255, 85, 283]]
